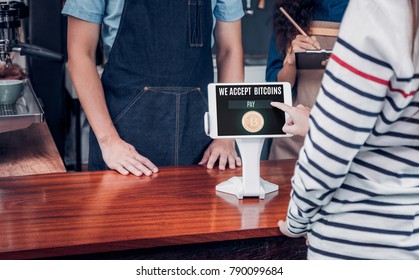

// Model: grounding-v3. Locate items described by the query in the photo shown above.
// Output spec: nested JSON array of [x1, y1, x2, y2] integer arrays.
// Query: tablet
[[295, 49, 332, 69], [206, 82, 293, 138]]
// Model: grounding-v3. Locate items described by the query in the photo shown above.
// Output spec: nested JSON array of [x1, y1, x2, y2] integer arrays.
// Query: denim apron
[[89, 0, 214, 170]]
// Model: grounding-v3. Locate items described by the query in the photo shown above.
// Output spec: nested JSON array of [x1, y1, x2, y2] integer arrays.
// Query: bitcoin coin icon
[[241, 110, 264, 133]]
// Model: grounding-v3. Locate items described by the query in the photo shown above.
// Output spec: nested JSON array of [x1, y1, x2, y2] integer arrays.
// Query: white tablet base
[[216, 138, 278, 200]]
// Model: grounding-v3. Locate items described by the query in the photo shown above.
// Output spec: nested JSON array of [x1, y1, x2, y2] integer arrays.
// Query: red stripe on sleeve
[[388, 83, 418, 98], [330, 54, 389, 85], [331, 54, 418, 98]]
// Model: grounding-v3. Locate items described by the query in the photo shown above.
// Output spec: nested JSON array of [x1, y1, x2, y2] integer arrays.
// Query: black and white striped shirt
[[286, 0, 419, 259]]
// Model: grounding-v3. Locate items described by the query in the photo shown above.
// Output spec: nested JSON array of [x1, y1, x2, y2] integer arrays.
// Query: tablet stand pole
[[215, 138, 278, 199]]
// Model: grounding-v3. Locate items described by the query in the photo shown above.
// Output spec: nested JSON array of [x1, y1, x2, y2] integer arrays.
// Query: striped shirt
[[286, 0, 419, 259]]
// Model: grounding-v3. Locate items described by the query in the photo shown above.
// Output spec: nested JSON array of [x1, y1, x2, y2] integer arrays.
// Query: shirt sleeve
[[61, 0, 105, 24], [265, 33, 284, 82], [286, 0, 401, 234], [214, 0, 244, 22]]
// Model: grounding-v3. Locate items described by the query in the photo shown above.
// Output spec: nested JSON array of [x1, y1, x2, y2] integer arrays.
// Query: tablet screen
[[207, 83, 292, 138]]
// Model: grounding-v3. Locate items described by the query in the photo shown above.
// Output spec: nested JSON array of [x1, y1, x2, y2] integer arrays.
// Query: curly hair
[[273, 0, 315, 55]]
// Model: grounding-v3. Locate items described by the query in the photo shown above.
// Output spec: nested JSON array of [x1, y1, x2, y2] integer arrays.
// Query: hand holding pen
[[279, 7, 321, 65]]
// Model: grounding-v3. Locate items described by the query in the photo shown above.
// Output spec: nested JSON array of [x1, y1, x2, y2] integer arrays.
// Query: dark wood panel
[[49, 236, 307, 260], [0, 160, 301, 259]]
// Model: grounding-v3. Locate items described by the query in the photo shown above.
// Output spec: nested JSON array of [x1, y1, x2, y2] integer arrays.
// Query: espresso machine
[[0, 1, 63, 133], [0, 1, 63, 66]]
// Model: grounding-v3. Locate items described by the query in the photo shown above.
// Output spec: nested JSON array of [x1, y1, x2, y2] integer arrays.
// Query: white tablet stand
[[205, 82, 292, 200], [215, 137, 278, 200]]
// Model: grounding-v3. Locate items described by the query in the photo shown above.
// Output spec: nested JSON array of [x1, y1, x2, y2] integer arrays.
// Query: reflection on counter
[[217, 191, 278, 229]]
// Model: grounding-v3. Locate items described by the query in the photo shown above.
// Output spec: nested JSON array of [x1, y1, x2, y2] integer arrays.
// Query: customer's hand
[[100, 136, 158, 176], [278, 220, 308, 245], [199, 139, 242, 170], [271, 102, 310, 137]]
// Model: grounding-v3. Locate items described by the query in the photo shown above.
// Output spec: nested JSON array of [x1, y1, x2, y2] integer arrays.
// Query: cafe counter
[[0, 123, 66, 177], [0, 159, 307, 260]]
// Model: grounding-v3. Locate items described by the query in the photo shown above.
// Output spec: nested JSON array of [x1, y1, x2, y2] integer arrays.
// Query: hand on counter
[[278, 220, 308, 245], [199, 139, 242, 170], [101, 136, 158, 176], [271, 102, 311, 137]]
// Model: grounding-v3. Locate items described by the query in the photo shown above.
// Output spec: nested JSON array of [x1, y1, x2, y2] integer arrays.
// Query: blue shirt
[[265, 0, 349, 82], [62, 0, 244, 59]]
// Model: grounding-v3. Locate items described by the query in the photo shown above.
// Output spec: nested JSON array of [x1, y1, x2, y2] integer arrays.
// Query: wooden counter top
[[0, 123, 66, 177], [0, 159, 303, 260]]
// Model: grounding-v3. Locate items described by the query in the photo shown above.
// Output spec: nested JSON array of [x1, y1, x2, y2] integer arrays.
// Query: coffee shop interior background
[[4, 0, 274, 171], [2, 0, 68, 165]]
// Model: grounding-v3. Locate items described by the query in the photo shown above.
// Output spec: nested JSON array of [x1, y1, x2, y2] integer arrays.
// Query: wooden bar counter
[[0, 123, 66, 177], [0, 159, 307, 260]]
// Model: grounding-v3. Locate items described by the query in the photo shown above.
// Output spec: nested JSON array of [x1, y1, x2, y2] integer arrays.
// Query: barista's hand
[[284, 35, 321, 65], [199, 139, 242, 170], [101, 137, 158, 176], [271, 102, 310, 137], [278, 220, 308, 244]]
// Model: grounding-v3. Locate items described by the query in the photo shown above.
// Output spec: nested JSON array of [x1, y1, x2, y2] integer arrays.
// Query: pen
[[279, 7, 308, 37]]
